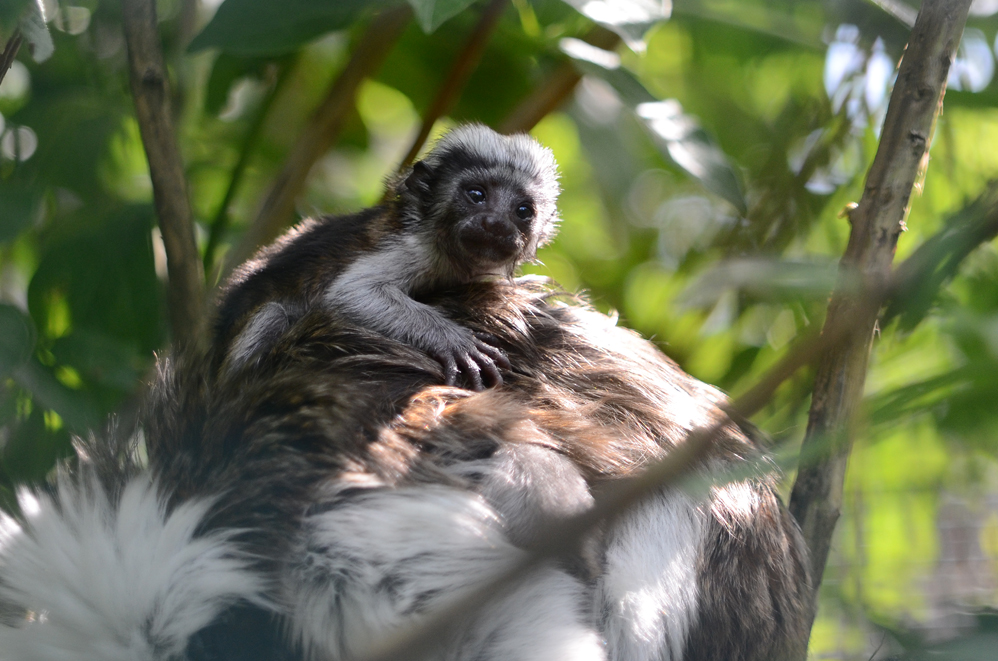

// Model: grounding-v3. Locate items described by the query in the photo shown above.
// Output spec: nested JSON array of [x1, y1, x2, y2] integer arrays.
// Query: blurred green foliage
[[4, 0, 998, 658]]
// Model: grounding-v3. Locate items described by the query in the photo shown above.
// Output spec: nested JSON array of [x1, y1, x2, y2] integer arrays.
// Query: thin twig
[[357, 290, 866, 661], [224, 6, 411, 275], [397, 0, 509, 170], [203, 58, 296, 280], [360, 421, 717, 661], [787, 0, 972, 645], [0, 29, 23, 88], [352, 142, 998, 661], [121, 0, 206, 351], [498, 26, 619, 134], [354, 177, 998, 660]]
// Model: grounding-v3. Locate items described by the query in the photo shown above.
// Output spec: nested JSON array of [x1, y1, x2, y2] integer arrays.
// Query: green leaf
[[0, 304, 35, 379], [0, 405, 73, 483], [205, 53, 272, 115], [0, 182, 40, 243], [0, 0, 31, 28], [190, 0, 398, 55], [560, 0, 671, 52], [635, 100, 747, 215], [18, 0, 53, 63], [28, 206, 164, 354], [680, 259, 843, 308], [11, 358, 100, 433], [52, 330, 145, 392], [405, 0, 477, 33], [562, 39, 747, 214]]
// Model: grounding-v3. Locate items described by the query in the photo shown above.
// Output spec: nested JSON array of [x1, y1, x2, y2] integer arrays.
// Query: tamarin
[[214, 124, 560, 390], [0, 133, 811, 661]]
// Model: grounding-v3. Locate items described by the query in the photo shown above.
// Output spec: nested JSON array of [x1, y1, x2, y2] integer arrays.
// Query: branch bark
[[225, 6, 411, 274], [121, 0, 206, 351], [787, 0, 971, 638], [397, 0, 509, 170], [498, 26, 619, 134]]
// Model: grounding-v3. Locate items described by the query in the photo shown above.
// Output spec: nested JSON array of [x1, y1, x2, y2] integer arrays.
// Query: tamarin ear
[[405, 161, 433, 197]]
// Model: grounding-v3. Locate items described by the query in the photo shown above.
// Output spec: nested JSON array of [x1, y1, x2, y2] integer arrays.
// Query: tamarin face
[[450, 176, 536, 270], [401, 125, 561, 280]]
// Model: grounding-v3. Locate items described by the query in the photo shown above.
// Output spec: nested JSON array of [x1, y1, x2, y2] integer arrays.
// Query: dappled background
[[3, 0, 998, 658]]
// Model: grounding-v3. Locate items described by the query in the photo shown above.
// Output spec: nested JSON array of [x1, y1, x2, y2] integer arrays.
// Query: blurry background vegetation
[[2, 0, 998, 658]]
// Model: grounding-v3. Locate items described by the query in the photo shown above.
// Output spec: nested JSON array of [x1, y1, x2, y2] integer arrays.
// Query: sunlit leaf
[[562, 39, 747, 213], [681, 259, 842, 308], [0, 304, 34, 379], [18, 0, 53, 63], [28, 206, 164, 354], [636, 101, 747, 214], [190, 0, 398, 55], [11, 358, 100, 433], [0, 406, 73, 483], [406, 0, 478, 33], [560, 0, 671, 52], [52, 330, 145, 392], [205, 53, 273, 115]]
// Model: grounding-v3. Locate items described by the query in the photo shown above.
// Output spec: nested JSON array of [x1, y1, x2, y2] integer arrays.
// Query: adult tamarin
[[214, 124, 560, 389], [0, 128, 811, 661]]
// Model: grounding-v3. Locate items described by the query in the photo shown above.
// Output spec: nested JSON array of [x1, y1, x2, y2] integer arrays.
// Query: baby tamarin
[[214, 124, 560, 390]]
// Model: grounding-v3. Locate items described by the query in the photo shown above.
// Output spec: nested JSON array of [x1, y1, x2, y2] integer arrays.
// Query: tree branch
[[0, 29, 23, 88], [397, 0, 509, 170], [203, 59, 296, 280], [355, 176, 998, 660], [787, 0, 971, 639], [121, 0, 206, 351], [224, 6, 411, 274], [498, 26, 619, 134]]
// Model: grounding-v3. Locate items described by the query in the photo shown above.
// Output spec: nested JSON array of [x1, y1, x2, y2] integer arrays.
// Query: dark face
[[447, 179, 536, 275]]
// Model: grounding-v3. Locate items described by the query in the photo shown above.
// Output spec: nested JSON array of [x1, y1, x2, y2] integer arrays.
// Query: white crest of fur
[[0, 475, 266, 661], [424, 125, 561, 247], [597, 489, 705, 661], [461, 443, 594, 548], [286, 485, 603, 661]]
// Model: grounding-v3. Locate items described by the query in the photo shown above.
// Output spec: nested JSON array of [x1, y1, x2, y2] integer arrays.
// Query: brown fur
[[145, 277, 810, 660]]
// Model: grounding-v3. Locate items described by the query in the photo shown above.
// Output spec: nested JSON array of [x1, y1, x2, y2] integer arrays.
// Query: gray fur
[[220, 124, 561, 390]]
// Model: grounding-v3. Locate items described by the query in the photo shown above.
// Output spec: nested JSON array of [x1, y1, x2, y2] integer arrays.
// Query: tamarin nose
[[481, 215, 511, 236]]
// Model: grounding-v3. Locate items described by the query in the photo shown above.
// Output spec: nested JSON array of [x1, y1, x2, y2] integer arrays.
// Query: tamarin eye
[[466, 187, 486, 203], [515, 204, 533, 220]]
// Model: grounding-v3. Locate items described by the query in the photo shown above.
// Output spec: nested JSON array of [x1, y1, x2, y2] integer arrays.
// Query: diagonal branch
[[224, 6, 411, 274], [121, 0, 206, 351], [203, 58, 296, 280], [0, 29, 23, 87], [397, 0, 509, 170], [498, 26, 619, 134], [787, 0, 972, 640], [354, 177, 998, 661]]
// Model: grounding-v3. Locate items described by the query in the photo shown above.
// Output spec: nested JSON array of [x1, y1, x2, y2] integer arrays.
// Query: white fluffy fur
[[0, 476, 265, 661], [285, 485, 604, 661], [466, 444, 594, 548], [427, 126, 560, 238], [597, 489, 705, 661]]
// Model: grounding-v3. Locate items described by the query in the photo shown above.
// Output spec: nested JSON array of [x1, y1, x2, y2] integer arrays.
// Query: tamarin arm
[[326, 245, 509, 390]]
